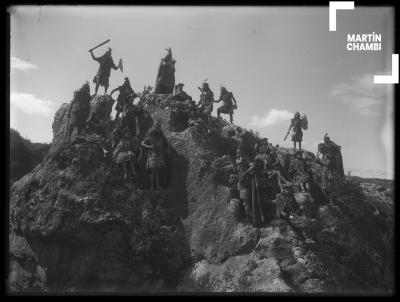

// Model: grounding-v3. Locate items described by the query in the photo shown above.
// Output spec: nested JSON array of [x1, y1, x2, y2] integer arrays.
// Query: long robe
[[154, 60, 175, 94], [70, 90, 91, 129], [291, 118, 303, 142]]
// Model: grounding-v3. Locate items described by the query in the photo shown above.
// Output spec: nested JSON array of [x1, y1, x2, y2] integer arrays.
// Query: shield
[[118, 58, 123, 73], [301, 115, 308, 130]]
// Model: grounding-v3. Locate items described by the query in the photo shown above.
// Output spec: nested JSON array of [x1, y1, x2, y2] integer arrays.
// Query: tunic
[[199, 90, 214, 116], [93, 54, 117, 87], [291, 118, 303, 142], [70, 90, 91, 128], [217, 91, 235, 114]]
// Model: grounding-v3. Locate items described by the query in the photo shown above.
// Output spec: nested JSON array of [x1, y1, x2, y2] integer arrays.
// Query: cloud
[[10, 92, 54, 116], [11, 56, 38, 72], [250, 109, 293, 127], [330, 73, 390, 116]]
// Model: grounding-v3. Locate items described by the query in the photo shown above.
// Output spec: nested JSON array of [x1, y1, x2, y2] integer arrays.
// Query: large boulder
[[9, 97, 394, 293]]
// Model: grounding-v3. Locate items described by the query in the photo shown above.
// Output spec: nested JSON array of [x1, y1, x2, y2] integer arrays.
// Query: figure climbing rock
[[110, 77, 138, 121], [65, 82, 91, 142], [214, 86, 237, 123]]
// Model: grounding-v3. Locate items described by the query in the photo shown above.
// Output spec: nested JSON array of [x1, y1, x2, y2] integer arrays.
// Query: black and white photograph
[[7, 3, 395, 294]]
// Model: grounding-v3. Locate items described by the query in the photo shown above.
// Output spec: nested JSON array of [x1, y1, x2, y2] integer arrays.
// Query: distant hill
[[346, 175, 393, 190], [9, 129, 51, 184]]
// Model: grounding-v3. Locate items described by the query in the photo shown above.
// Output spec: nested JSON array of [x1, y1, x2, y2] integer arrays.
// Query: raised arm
[[111, 58, 119, 70], [214, 93, 222, 103], [110, 87, 119, 96], [89, 50, 99, 62]]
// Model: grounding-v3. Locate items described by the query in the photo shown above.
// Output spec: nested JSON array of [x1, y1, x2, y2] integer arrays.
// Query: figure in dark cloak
[[318, 135, 344, 177], [65, 82, 91, 142], [154, 48, 176, 94]]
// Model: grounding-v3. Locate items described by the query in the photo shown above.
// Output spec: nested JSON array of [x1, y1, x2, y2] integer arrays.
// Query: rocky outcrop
[[9, 95, 394, 293]]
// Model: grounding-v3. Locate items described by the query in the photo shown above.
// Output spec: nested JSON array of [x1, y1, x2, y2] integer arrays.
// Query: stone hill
[[8, 95, 394, 293]]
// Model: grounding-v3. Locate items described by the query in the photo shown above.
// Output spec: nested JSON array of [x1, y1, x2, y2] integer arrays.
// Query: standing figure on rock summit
[[284, 112, 308, 150], [214, 86, 237, 123], [154, 48, 176, 94], [90, 47, 121, 96], [197, 82, 214, 123], [110, 77, 138, 121]]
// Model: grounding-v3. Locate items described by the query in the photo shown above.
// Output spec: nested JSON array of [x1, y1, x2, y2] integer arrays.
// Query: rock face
[[9, 96, 394, 293]]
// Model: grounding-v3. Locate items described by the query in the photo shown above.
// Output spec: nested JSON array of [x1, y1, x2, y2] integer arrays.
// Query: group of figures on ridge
[[65, 76, 169, 192], [214, 130, 343, 231], [64, 46, 238, 192], [164, 80, 238, 125], [63, 43, 345, 237]]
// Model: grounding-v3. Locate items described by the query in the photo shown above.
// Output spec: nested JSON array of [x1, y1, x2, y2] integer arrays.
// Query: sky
[[9, 5, 394, 179]]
